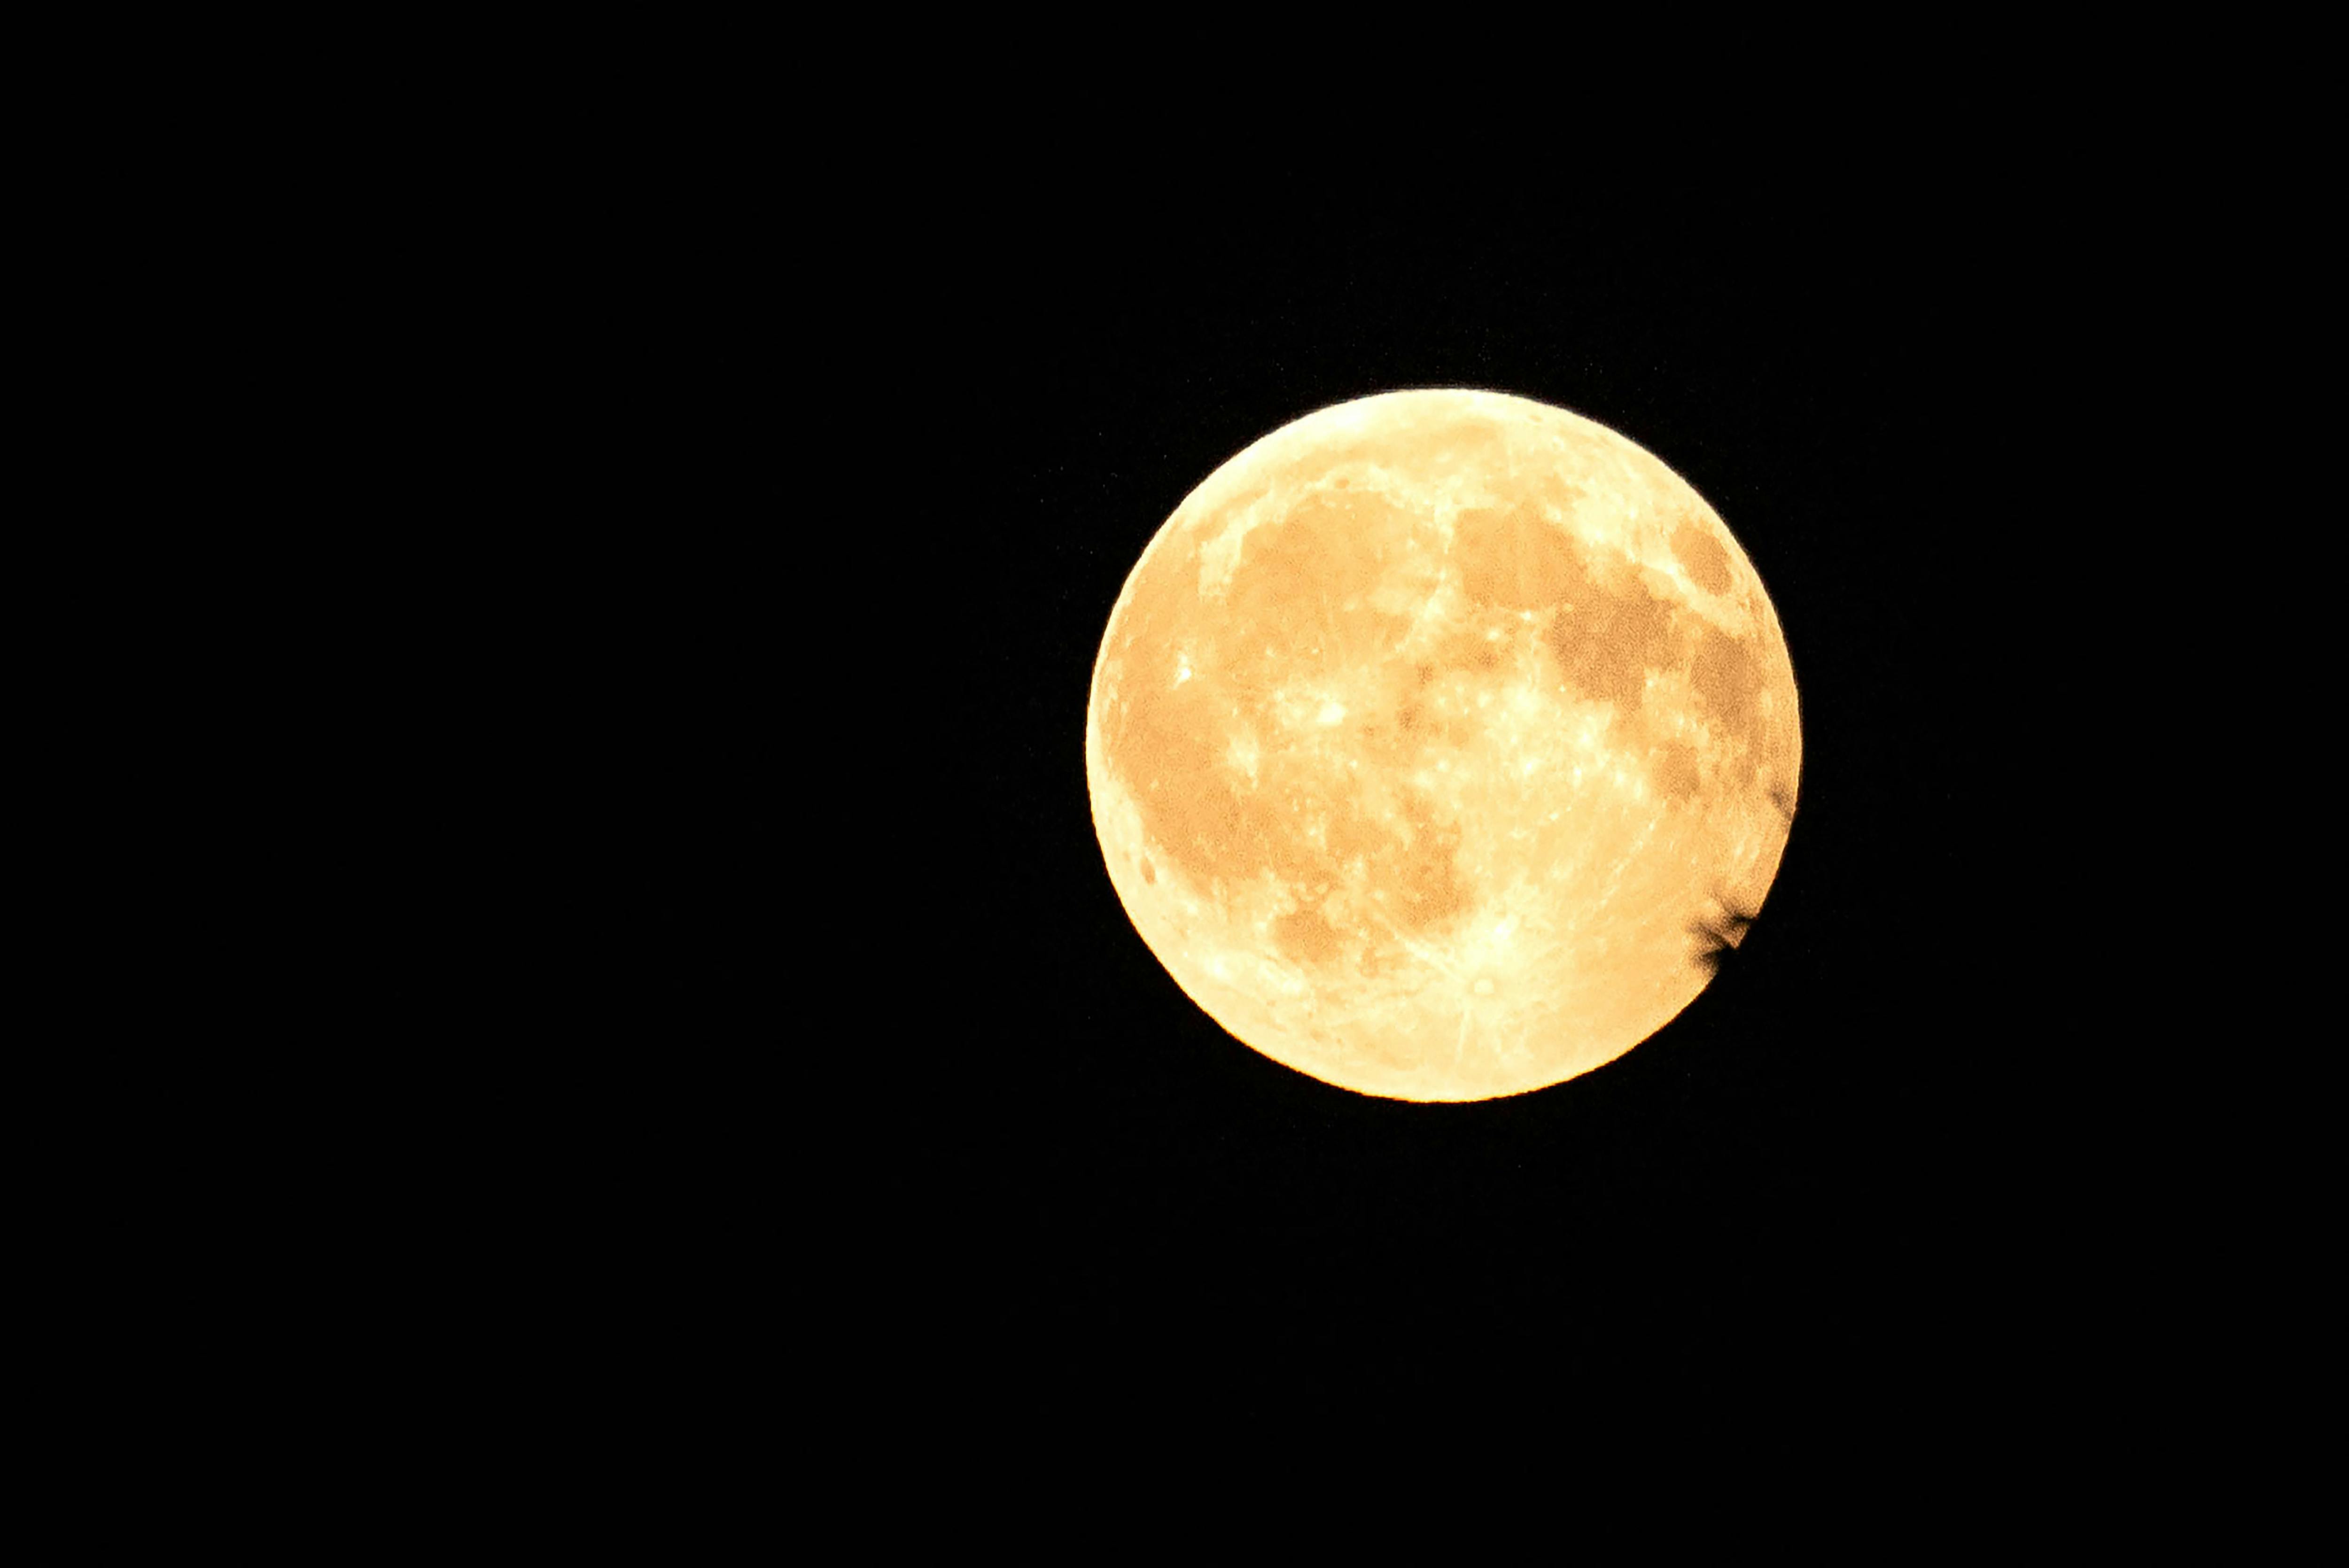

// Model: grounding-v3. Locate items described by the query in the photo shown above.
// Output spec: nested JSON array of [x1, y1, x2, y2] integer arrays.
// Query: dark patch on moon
[[1452, 504, 1584, 611], [1547, 578, 1679, 718], [1274, 904, 1346, 966], [1389, 792, 1472, 934], [1139, 857, 1156, 885], [1321, 801, 1389, 867], [1671, 516, 1733, 596], [1650, 743, 1704, 802], [1690, 626, 1766, 736], [1229, 488, 1406, 635]]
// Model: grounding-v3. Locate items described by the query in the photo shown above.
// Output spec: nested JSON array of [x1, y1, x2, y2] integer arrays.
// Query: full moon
[[1085, 390, 1801, 1102]]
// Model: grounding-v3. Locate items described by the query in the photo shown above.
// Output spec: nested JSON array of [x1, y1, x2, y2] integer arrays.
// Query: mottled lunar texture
[[1085, 390, 1800, 1101]]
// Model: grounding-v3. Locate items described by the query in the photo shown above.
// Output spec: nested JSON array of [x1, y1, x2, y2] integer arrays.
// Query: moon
[[1085, 389, 1801, 1102]]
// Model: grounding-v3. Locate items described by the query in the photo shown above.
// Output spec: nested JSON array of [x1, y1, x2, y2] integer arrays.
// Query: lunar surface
[[1085, 390, 1800, 1101]]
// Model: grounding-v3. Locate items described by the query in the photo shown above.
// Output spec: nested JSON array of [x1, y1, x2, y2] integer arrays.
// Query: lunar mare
[[1085, 390, 1800, 1102]]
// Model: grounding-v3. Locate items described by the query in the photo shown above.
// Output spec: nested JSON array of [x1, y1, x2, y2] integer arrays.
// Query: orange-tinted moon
[[1085, 390, 1800, 1101]]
